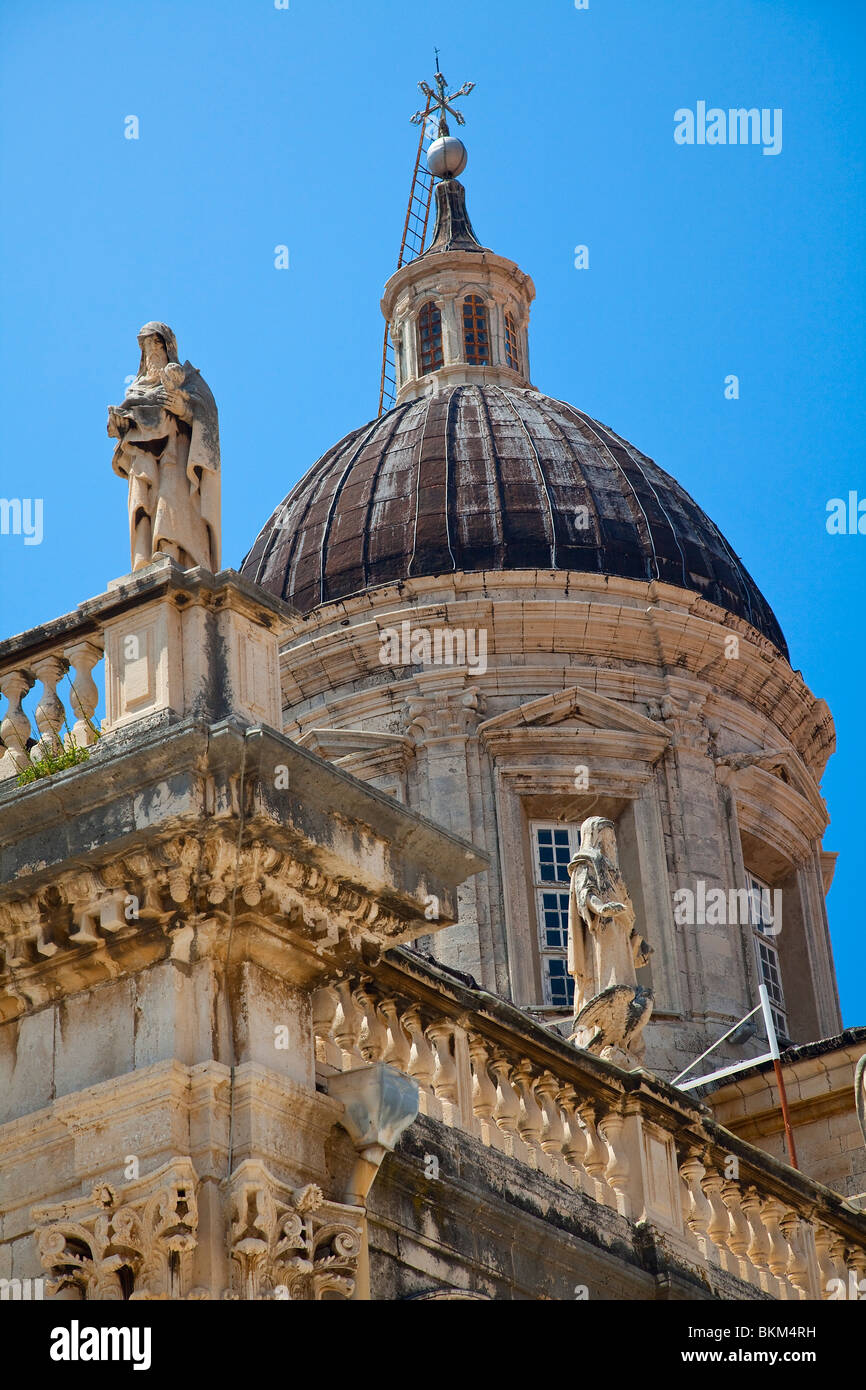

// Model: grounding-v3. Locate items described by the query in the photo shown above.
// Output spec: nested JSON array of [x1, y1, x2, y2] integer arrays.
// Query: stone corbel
[[32, 1157, 201, 1301], [0, 898, 52, 965]]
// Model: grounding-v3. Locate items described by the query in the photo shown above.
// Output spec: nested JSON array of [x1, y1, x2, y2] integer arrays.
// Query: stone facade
[[1, 120, 863, 1304], [276, 568, 841, 1084]]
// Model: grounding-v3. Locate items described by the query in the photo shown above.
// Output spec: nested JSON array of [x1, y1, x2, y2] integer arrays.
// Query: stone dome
[[240, 383, 788, 657]]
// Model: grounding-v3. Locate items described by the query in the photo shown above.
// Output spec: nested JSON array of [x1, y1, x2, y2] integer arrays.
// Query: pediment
[[716, 748, 827, 825], [297, 727, 413, 759], [477, 685, 669, 743]]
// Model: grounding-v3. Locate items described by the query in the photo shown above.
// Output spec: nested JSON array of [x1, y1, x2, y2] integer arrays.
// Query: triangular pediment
[[477, 685, 668, 742]]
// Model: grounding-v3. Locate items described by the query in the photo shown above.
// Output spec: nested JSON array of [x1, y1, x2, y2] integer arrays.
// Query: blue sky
[[1, 0, 863, 1024]]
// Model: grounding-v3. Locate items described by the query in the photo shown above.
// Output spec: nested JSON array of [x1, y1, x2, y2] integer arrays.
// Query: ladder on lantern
[[377, 93, 436, 418]]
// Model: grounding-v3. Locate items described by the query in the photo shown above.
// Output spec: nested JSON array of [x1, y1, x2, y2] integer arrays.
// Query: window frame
[[504, 310, 522, 372], [746, 869, 787, 1039], [529, 820, 581, 1009], [462, 294, 490, 365], [417, 300, 444, 376]]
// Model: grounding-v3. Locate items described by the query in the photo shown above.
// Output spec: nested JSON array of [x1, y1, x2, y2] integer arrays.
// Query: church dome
[[240, 383, 788, 657]]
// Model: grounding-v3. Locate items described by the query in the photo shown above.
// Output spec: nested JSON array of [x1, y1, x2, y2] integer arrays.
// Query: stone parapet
[[314, 947, 866, 1300]]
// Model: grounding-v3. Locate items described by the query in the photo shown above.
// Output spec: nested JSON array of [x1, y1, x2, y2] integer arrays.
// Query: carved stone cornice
[[0, 831, 445, 1016], [277, 574, 835, 779]]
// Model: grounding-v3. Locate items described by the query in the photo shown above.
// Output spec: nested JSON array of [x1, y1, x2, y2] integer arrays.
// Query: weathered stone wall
[[365, 1115, 762, 1301]]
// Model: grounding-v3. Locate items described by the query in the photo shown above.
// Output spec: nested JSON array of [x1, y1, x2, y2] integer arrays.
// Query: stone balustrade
[[0, 635, 104, 781], [314, 948, 866, 1301], [0, 558, 289, 787]]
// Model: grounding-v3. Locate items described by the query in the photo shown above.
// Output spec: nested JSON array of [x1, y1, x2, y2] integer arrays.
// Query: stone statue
[[108, 323, 220, 573], [567, 816, 654, 1067]]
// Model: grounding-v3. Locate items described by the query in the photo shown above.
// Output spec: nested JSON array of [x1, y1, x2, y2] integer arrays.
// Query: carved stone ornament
[[226, 1160, 364, 1300], [32, 1158, 202, 1300], [567, 816, 653, 1067], [108, 322, 221, 573]]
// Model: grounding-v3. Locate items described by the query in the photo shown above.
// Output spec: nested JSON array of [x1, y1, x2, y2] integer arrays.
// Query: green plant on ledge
[[16, 738, 94, 785], [13, 674, 102, 786]]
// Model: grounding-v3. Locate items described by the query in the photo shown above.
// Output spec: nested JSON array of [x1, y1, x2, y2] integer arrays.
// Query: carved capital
[[32, 1158, 200, 1301], [227, 1160, 363, 1301]]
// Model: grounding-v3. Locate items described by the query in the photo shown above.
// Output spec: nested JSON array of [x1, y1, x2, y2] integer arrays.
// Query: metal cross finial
[[411, 60, 475, 137]]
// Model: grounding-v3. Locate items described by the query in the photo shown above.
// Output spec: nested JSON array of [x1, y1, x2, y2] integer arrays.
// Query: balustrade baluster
[[720, 1179, 754, 1281], [535, 1071, 565, 1174], [64, 639, 103, 748], [679, 1155, 712, 1250], [467, 1033, 498, 1143], [311, 985, 340, 1069], [829, 1232, 849, 1291], [332, 979, 364, 1070], [741, 1186, 772, 1291], [557, 1086, 590, 1192], [779, 1209, 812, 1299], [402, 1005, 437, 1116], [813, 1223, 837, 1299], [379, 996, 411, 1072], [354, 981, 387, 1062], [598, 1110, 630, 1215], [427, 1020, 459, 1124], [0, 670, 35, 774], [32, 655, 68, 758], [700, 1166, 733, 1263], [761, 1196, 794, 1293], [490, 1055, 521, 1156], [577, 1102, 611, 1204], [512, 1061, 544, 1167]]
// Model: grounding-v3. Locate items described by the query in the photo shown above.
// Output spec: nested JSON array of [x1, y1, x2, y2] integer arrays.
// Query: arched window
[[504, 311, 522, 372], [417, 302, 443, 376], [463, 294, 490, 365]]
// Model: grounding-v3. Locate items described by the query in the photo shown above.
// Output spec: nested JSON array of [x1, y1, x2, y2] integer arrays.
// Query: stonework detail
[[33, 1159, 201, 1300], [567, 816, 654, 1067], [108, 322, 221, 574], [227, 1161, 363, 1300]]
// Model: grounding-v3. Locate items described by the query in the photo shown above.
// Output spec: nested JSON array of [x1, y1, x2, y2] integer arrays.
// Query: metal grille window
[[748, 871, 787, 1037], [463, 294, 490, 364], [417, 302, 444, 375], [504, 312, 521, 372], [531, 822, 580, 1008]]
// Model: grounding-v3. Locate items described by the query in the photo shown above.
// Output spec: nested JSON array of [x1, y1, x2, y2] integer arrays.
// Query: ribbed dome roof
[[241, 384, 787, 656]]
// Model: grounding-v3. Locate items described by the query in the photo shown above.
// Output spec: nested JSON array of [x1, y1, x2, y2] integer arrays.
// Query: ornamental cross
[[411, 61, 475, 137]]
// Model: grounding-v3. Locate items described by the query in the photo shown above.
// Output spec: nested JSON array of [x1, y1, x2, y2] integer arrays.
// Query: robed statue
[[567, 816, 654, 1067], [108, 323, 220, 573]]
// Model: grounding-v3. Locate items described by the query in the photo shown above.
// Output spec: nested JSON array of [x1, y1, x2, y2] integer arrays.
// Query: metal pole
[[759, 985, 799, 1170]]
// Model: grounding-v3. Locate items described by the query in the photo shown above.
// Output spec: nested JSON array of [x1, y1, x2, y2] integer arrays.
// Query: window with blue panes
[[747, 870, 787, 1040], [531, 822, 581, 1008]]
